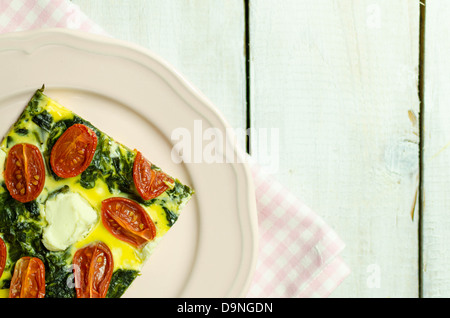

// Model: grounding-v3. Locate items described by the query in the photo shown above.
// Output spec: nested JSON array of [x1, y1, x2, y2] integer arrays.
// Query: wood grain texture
[[422, 0, 450, 298], [72, 0, 247, 137], [250, 0, 421, 297]]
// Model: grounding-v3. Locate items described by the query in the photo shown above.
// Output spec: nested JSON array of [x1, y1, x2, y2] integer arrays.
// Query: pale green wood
[[421, 0, 450, 298], [250, 0, 421, 297]]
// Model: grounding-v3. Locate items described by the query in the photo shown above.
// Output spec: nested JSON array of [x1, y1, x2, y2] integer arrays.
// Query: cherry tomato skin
[[50, 124, 97, 178], [73, 242, 113, 298], [4, 143, 46, 203], [0, 238, 6, 280], [133, 151, 173, 200], [101, 197, 156, 248], [9, 257, 46, 298]]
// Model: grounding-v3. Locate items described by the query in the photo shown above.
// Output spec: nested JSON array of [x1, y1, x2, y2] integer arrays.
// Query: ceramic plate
[[0, 29, 258, 298]]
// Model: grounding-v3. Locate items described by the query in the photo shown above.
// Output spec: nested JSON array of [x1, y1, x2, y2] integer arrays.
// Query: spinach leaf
[[106, 269, 139, 298], [26, 86, 46, 115], [32, 110, 53, 132], [24, 201, 41, 219], [0, 188, 73, 296], [163, 206, 178, 227], [0, 190, 45, 263], [45, 185, 70, 202], [44, 250, 75, 298], [166, 180, 194, 206], [14, 128, 28, 136], [161, 181, 194, 227], [6, 136, 13, 148]]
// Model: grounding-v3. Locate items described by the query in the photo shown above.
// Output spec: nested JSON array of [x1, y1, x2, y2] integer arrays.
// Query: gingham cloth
[[0, 0, 350, 298]]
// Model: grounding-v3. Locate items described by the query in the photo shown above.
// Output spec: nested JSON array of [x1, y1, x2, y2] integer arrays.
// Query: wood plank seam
[[245, 0, 251, 155], [418, 0, 426, 299]]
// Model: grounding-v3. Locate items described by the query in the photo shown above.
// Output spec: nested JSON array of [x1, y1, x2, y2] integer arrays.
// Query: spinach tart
[[0, 87, 193, 298]]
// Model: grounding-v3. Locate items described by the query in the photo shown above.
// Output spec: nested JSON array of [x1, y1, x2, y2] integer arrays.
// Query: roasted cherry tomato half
[[4, 143, 46, 203], [50, 124, 97, 178], [0, 237, 6, 280], [101, 197, 156, 248], [9, 257, 45, 298], [133, 151, 173, 200], [73, 241, 113, 298]]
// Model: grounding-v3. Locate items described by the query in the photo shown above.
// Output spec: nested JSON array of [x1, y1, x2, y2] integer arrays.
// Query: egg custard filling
[[0, 87, 193, 298]]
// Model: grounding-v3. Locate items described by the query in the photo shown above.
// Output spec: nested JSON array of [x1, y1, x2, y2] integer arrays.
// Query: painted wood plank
[[422, 0, 450, 298], [72, 0, 247, 138], [250, 0, 421, 297]]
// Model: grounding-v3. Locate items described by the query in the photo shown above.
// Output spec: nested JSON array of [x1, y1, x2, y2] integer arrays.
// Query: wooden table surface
[[71, 0, 449, 298]]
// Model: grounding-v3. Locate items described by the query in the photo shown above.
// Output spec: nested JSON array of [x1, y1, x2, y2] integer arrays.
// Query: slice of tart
[[0, 87, 193, 298]]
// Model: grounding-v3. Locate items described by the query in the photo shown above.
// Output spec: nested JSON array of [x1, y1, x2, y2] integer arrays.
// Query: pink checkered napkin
[[0, 0, 350, 298], [0, 0, 105, 34], [246, 161, 350, 297]]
